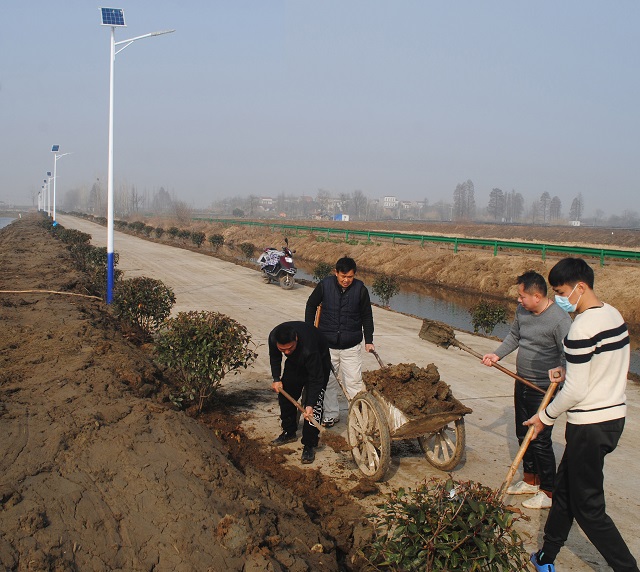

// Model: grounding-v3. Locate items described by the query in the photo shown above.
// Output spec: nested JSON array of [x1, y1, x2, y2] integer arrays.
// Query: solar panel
[[51, 145, 59, 152], [100, 7, 126, 27]]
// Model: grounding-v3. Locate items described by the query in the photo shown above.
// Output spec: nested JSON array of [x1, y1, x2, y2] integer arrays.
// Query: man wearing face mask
[[482, 271, 571, 510], [526, 258, 637, 572], [305, 256, 374, 428]]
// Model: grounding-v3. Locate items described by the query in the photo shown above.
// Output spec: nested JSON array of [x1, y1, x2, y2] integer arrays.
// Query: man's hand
[[523, 413, 547, 441], [365, 343, 375, 353], [548, 367, 565, 383], [303, 405, 314, 421], [272, 381, 283, 393], [482, 353, 499, 367]]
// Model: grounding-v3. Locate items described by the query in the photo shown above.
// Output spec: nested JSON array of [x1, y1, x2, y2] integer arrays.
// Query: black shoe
[[301, 445, 315, 464], [272, 432, 297, 446]]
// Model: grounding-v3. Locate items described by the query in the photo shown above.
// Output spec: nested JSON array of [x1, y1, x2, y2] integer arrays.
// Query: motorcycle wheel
[[279, 274, 295, 290], [262, 271, 271, 284]]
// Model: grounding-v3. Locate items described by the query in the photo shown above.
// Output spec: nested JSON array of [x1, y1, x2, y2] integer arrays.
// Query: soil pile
[[0, 217, 367, 571], [362, 363, 472, 419]]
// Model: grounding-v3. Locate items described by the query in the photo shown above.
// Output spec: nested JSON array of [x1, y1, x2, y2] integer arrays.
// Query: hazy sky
[[1, 1, 638, 215]]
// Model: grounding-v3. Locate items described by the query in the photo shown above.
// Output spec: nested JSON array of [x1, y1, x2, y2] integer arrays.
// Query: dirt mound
[[362, 363, 472, 419], [0, 216, 368, 571]]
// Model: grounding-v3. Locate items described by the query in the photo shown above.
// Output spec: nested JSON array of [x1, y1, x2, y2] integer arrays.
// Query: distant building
[[383, 196, 398, 209], [334, 213, 350, 222], [570, 220, 581, 227]]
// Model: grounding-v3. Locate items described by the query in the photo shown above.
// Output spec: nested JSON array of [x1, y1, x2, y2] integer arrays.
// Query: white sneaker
[[522, 491, 552, 510], [506, 480, 539, 495]]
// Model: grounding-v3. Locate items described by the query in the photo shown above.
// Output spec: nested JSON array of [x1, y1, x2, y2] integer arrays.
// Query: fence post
[[493, 242, 498, 256], [542, 245, 546, 261], [600, 250, 605, 267], [454, 238, 458, 253]]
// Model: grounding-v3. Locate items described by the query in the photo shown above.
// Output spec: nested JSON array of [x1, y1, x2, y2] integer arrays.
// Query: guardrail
[[199, 219, 640, 266]]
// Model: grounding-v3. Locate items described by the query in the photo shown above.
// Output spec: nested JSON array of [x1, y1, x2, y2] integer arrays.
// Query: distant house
[[570, 220, 581, 227], [383, 196, 398, 209]]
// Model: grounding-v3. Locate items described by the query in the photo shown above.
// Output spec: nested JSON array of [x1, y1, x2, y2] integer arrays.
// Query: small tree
[[470, 300, 507, 334], [372, 274, 400, 307], [312, 261, 333, 282], [361, 478, 529, 571], [155, 311, 257, 413], [239, 242, 256, 259], [208, 234, 224, 251], [113, 277, 176, 340], [191, 231, 206, 248]]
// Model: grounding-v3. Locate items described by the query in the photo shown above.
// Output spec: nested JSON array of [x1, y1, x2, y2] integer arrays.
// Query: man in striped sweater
[[526, 258, 637, 572]]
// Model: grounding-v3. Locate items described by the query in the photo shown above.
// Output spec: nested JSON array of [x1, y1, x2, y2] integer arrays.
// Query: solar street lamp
[[51, 147, 71, 225], [100, 7, 174, 303]]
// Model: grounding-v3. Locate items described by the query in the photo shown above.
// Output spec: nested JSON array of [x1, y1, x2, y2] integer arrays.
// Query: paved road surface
[[58, 215, 640, 571]]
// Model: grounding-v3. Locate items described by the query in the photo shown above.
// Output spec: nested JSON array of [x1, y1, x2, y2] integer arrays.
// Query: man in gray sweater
[[482, 270, 571, 509]]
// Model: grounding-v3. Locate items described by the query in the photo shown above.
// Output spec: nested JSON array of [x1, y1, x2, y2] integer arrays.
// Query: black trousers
[[278, 364, 327, 448], [542, 419, 639, 571], [515, 380, 556, 491]]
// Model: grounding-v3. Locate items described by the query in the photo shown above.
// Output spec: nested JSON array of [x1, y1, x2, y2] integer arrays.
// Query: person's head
[[516, 271, 548, 312], [548, 258, 595, 313], [273, 323, 298, 356], [335, 256, 357, 289]]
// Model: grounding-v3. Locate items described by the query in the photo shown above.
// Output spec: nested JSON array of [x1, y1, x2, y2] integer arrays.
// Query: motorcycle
[[256, 237, 297, 289]]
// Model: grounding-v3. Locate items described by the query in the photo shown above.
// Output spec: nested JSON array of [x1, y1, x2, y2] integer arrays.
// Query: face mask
[[555, 284, 581, 313]]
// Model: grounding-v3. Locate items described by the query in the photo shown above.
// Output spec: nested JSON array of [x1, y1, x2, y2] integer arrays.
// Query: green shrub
[[470, 300, 508, 334], [55, 228, 92, 246], [191, 231, 206, 247], [208, 234, 224, 251], [372, 274, 400, 307], [312, 261, 334, 282], [156, 311, 257, 412], [143, 225, 154, 237], [239, 242, 256, 259], [168, 226, 179, 238], [155, 227, 165, 238], [361, 478, 529, 571], [113, 277, 176, 339], [129, 221, 146, 233], [178, 229, 191, 241]]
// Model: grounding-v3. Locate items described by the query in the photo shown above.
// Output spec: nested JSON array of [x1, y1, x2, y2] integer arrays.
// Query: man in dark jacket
[[268, 321, 331, 464], [305, 257, 374, 427]]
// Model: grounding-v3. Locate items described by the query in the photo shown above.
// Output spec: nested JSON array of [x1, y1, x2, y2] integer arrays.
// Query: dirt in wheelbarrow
[[363, 363, 473, 419]]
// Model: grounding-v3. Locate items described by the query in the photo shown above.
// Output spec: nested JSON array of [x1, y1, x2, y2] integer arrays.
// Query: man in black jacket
[[268, 321, 331, 464], [305, 257, 374, 427]]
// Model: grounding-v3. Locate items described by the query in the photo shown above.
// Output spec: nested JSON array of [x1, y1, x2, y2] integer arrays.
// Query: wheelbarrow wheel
[[348, 392, 391, 481], [418, 417, 465, 471]]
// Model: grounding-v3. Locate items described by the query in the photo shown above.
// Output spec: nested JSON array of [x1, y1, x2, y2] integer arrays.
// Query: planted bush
[[208, 234, 224, 251], [313, 261, 334, 282], [143, 225, 154, 237], [129, 221, 146, 233], [372, 273, 400, 307], [239, 242, 256, 259], [191, 231, 206, 248], [178, 229, 191, 241], [155, 227, 165, 238], [113, 277, 176, 339], [168, 226, 180, 239], [156, 311, 257, 413], [361, 478, 529, 571], [470, 300, 507, 334]]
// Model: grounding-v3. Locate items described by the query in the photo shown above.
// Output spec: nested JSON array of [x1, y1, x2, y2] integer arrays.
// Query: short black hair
[[273, 323, 298, 345], [548, 257, 594, 289], [516, 270, 547, 296], [335, 256, 357, 274]]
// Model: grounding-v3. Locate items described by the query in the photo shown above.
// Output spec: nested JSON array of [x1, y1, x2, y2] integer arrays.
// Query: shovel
[[418, 318, 545, 395], [278, 388, 324, 432], [498, 378, 560, 501]]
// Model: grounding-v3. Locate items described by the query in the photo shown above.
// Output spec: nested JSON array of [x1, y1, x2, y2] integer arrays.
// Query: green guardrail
[[198, 219, 640, 267]]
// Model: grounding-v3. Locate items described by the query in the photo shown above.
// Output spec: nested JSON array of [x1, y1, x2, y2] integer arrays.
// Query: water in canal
[[293, 260, 640, 377]]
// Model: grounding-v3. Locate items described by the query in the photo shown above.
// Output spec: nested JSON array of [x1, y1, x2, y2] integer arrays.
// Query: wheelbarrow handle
[[370, 349, 386, 369], [279, 388, 324, 432]]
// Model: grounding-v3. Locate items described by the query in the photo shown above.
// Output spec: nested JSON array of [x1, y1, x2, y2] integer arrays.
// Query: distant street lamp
[[51, 146, 72, 225], [100, 7, 174, 303]]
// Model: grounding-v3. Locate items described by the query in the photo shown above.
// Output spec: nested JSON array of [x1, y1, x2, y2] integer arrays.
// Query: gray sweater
[[495, 302, 572, 385]]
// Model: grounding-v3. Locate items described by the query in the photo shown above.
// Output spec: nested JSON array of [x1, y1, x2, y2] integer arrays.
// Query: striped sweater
[[540, 303, 630, 426]]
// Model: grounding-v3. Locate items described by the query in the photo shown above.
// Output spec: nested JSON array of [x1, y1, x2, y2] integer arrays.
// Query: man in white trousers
[[305, 257, 374, 427]]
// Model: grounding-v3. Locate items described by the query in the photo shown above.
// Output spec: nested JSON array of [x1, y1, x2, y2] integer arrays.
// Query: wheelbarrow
[[345, 351, 472, 482]]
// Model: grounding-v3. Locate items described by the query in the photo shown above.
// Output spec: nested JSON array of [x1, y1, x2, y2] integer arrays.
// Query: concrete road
[[58, 215, 640, 571]]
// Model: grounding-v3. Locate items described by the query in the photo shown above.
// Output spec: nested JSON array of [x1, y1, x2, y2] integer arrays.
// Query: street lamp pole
[[51, 148, 71, 225], [101, 7, 174, 303]]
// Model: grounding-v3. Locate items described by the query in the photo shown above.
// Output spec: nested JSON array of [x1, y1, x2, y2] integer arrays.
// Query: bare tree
[[352, 190, 368, 220], [540, 192, 551, 223], [569, 193, 584, 221]]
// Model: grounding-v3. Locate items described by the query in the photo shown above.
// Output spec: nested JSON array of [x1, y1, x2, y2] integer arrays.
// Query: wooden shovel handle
[[455, 340, 546, 395], [371, 349, 386, 369], [498, 380, 560, 501], [279, 388, 324, 432]]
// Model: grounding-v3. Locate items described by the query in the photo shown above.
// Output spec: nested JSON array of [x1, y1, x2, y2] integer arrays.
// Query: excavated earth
[[0, 217, 369, 572]]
